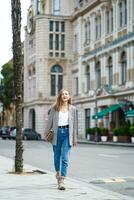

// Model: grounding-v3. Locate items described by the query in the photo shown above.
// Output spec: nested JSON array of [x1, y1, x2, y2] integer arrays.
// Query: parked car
[[8, 126, 16, 139], [10, 128, 41, 140], [10, 128, 17, 139], [1, 126, 10, 139]]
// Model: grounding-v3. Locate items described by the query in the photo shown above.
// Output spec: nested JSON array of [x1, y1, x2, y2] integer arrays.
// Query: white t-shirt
[[58, 111, 69, 126]]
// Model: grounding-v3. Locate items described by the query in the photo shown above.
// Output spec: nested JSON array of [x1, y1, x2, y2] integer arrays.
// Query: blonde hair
[[53, 89, 71, 111]]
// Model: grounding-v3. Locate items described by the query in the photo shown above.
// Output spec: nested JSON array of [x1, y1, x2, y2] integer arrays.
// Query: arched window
[[121, 51, 127, 85], [95, 61, 101, 88], [86, 65, 90, 92], [51, 64, 63, 96], [108, 57, 113, 86]]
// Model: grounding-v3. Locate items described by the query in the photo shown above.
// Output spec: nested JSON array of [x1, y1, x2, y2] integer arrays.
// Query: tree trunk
[[11, 0, 23, 173]]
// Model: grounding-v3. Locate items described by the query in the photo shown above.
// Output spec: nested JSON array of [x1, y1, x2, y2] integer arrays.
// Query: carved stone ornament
[[27, 6, 34, 34]]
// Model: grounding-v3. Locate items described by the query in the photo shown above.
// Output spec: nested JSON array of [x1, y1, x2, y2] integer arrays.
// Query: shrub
[[113, 127, 130, 136], [129, 126, 134, 137], [100, 127, 108, 136], [86, 127, 101, 135], [86, 128, 94, 135]]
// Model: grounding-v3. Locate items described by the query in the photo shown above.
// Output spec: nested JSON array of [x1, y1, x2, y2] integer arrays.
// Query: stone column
[[128, 0, 133, 32], [127, 44, 131, 81], [130, 43, 134, 81]]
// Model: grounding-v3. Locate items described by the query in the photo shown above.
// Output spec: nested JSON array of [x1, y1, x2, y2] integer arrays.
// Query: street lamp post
[[89, 88, 100, 142], [94, 91, 99, 142]]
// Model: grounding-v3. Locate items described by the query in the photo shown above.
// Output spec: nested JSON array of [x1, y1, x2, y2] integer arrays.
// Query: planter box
[[87, 134, 90, 140], [101, 136, 108, 142], [131, 137, 134, 143], [113, 136, 118, 142], [118, 135, 131, 143]]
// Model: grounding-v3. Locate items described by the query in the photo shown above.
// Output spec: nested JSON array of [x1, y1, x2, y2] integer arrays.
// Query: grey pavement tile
[[0, 155, 133, 200]]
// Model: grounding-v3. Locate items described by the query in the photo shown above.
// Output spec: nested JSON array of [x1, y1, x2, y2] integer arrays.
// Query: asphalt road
[[0, 139, 134, 198]]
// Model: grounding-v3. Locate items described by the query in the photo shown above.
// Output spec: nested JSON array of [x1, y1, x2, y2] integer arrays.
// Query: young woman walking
[[44, 89, 77, 190]]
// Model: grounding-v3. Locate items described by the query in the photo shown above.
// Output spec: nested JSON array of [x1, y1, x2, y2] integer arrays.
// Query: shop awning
[[92, 104, 120, 119], [125, 109, 134, 118]]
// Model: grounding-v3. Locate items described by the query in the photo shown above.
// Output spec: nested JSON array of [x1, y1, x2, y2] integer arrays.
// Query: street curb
[[78, 140, 134, 147]]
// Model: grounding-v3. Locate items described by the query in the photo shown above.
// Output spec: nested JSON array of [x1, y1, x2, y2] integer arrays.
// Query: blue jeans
[[53, 128, 71, 177]]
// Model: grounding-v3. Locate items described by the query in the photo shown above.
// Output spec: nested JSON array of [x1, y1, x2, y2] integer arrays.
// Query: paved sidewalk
[[0, 156, 133, 200]]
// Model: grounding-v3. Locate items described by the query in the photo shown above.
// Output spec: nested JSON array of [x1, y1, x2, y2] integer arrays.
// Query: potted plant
[[86, 128, 91, 140], [113, 128, 119, 142], [86, 128, 95, 141], [100, 127, 108, 142], [113, 127, 131, 143], [129, 126, 134, 143]]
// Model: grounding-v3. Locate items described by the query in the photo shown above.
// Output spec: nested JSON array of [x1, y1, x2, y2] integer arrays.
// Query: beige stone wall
[[24, 0, 134, 138]]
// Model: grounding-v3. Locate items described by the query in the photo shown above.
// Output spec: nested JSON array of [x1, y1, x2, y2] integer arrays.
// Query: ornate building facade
[[24, 0, 134, 138]]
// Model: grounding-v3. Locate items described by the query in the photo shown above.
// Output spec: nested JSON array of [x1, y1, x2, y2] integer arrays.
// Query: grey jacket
[[44, 105, 77, 146]]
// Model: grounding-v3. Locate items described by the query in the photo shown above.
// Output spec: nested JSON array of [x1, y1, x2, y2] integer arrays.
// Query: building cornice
[[70, 0, 105, 22]]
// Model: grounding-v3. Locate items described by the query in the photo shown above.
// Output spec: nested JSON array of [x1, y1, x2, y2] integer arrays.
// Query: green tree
[[0, 61, 14, 124], [0, 61, 14, 107], [11, 0, 23, 173]]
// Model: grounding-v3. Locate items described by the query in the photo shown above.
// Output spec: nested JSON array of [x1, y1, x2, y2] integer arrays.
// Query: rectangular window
[[51, 75, 56, 96], [119, 3, 123, 27], [61, 22, 65, 32], [124, 0, 127, 25], [49, 52, 53, 57], [106, 11, 110, 34], [53, 0, 60, 15], [99, 16, 101, 38], [55, 21, 59, 32], [75, 77, 79, 96], [74, 34, 78, 52], [111, 9, 113, 32], [49, 21, 53, 31], [55, 52, 59, 57], [49, 34, 53, 50], [61, 53, 65, 57], [95, 18, 98, 39], [61, 35, 65, 51], [55, 34, 59, 50]]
